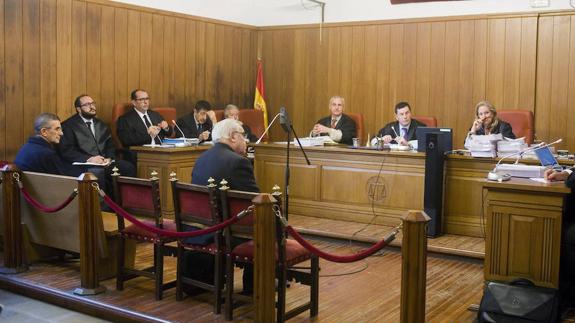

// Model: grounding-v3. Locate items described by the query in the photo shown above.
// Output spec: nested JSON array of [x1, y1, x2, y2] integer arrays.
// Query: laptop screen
[[534, 146, 559, 167]]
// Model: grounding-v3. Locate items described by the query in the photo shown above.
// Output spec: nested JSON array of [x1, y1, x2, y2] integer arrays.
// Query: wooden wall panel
[[0, 0, 257, 161], [261, 15, 541, 148], [536, 13, 575, 150]]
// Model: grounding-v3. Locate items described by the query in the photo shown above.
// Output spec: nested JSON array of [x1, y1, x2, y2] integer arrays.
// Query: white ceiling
[[111, 0, 575, 26]]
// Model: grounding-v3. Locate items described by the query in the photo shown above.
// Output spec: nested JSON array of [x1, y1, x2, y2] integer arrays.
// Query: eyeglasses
[[135, 97, 150, 102], [80, 101, 96, 108]]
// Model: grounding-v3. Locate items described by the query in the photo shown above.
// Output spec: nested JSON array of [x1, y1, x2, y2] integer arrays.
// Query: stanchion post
[[74, 172, 105, 295], [0, 165, 28, 273], [400, 210, 430, 323], [253, 193, 277, 323]]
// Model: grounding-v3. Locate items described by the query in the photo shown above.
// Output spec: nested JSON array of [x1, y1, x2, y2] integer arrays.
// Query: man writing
[[59, 94, 135, 177], [176, 100, 217, 142], [374, 101, 426, 146]]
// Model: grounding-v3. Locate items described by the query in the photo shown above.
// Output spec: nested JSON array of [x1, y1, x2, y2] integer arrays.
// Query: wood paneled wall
[[260, 15, 542, 148], [0, 0, 257, 161], [3, 2, 575, 160]]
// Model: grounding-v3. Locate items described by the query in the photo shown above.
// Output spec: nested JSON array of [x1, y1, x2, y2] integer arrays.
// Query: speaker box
[[424, 132, 449, 237]]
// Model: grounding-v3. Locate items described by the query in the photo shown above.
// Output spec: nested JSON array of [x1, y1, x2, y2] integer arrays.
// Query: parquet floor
[[1, 215, 572, 322]]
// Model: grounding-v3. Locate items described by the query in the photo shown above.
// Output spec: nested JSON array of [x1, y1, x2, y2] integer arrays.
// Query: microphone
[[279, 106, 291, 133], [255, 112, 282, 144], [487, 138, 562, 181], [172, 120, 187, 139]]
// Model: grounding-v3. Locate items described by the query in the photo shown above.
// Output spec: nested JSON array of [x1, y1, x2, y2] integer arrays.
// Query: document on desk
[[73, 160, 113, 167], [530, 177, 564, 184]]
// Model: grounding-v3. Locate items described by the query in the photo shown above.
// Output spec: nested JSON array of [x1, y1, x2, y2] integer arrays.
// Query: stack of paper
[[497, 138, 527, 157]]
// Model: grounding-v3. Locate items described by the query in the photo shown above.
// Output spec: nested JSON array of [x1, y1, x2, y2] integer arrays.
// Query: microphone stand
[[279, 109, 310, 221]]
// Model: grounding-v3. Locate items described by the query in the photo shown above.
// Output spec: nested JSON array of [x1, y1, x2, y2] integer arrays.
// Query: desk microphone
[[172, 120, 187, 139], [255, 113, 282, 144], [487, 138, 562, 181]]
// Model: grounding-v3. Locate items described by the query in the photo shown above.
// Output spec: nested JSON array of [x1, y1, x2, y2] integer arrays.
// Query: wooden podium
[[483, 178, 570, 288], [131, 145, 210, 217]]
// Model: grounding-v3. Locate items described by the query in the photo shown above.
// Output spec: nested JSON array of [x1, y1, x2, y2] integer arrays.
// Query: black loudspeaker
[[424, 132, 449, 237]]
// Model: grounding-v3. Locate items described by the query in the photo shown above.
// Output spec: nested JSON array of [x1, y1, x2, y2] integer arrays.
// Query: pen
[[392, 127, 400, 139]]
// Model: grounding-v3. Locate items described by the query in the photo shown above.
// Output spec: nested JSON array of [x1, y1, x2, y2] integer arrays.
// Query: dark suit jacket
[[377, 119, 427, 144], [177, 114, 213, 141], [316, 113, 357, 145], [243, 124, 257, 143], [116, 108, 172, 147], [472, 120, 516, 139], [191, 143, 259, 193], [15, 137, 84, 177], [59, 114, 115, 162]]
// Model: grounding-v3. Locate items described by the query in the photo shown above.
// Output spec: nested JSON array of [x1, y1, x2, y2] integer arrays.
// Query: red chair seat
[[121, 219, 177, 243], [231, 239, 312, 266]]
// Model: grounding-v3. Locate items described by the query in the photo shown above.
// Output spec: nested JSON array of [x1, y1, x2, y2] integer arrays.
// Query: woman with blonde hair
[[468, 101, 515, 138]]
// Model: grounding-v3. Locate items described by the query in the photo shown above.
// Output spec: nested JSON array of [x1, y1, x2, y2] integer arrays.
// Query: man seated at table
[[373, 101, 426, 146], [311, 96, 356, 145], [183, 118, 257, 295], [176, 100, 217, 143], [15, 113, 84, 177], [224, 104, 257, 142], [545, 168, 575, 308], [59, 94, 135, 179], [116, 89, 172, 165]]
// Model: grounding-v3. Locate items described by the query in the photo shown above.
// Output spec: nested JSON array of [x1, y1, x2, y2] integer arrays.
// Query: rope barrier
[[286, 225, 398, 263], [100, 191, 251, 238], [14, 173, 78, 213]]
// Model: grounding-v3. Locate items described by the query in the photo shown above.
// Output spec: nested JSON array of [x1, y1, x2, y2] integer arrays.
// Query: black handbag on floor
[[477, 278, 559, 323]]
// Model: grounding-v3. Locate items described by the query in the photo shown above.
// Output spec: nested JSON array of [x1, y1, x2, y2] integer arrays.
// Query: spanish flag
[[254, 59, 268, 129]]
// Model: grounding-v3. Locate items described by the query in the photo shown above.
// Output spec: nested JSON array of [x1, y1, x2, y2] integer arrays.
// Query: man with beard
[[59, 94, 135, 187]]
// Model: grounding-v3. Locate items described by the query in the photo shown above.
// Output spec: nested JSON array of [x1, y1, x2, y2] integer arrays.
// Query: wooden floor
[[0, 215, 569, 322]]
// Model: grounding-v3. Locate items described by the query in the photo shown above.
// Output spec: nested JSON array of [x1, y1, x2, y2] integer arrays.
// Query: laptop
[[534, 146, 560, 168]]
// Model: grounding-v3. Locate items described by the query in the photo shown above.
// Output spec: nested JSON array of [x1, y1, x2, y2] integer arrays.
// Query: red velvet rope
[[103, 194, 244, 238], [286, 225, 396, 263], [20, 187, 78, 213]]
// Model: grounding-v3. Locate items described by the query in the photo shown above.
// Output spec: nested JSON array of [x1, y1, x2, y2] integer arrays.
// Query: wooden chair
[[498, 109, 534, 144], [112, 172, 176, 300], [220, 185, 319, 322], [346, 112, 364, 144], [171, 177, 224, 313], [413, 116, 438, 127]]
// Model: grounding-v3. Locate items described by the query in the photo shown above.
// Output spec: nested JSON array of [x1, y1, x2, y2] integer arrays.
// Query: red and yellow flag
[[254, 59, 268, 129]]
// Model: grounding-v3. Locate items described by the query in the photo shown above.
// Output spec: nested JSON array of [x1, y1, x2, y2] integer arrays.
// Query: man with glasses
[[59, 94, 135, 179], [15, 113, 83, 176], [224, 104, 257, 142], [184, 118, 257, 295], [116, 89, 173, 165]]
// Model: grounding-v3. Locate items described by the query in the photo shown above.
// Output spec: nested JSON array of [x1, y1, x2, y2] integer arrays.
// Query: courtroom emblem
[[366, 176, 387, 202]]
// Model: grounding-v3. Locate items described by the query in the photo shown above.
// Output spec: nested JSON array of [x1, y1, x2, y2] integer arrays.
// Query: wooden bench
[[1, 167, 135, 294]]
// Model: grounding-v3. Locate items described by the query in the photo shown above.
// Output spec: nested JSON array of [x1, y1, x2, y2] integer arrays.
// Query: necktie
[[85, 121, 94, 136], [197, 123, 203, 133], [143, 114, 152, 128], [330, 119, 337, 128], [401, 127, 408, 139]]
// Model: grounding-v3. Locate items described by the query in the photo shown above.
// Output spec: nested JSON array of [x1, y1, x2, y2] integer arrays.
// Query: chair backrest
[[171, 181, 220, 231], [214, 109, 225, 122], [154, 107, 177, 138], [413, 116, 438, 127], [220, 188, 259, 237], [345, 112, 364, 144], [239, 109, 266, 141], [111, 103, 133, 148], [112, 175, 162, 229], [497, 109, 534, 144]]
